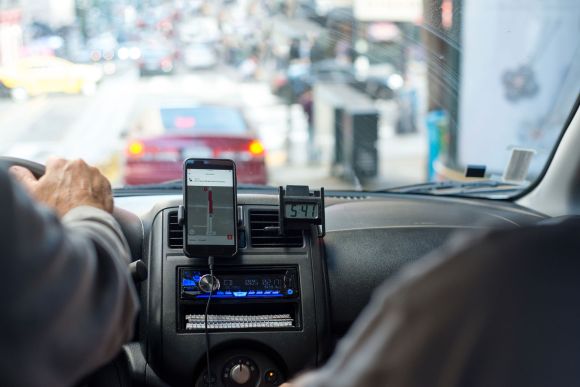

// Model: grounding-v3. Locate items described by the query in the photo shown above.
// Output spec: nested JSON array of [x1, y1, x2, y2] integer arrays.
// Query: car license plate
[[182, 147, 213, 159]]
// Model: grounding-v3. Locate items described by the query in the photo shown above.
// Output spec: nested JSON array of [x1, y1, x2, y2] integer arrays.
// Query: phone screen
[[184, 159, 237, 257]]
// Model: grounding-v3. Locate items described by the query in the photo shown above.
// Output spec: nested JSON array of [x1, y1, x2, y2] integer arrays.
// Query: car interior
[[0, 96, 578, 387], [1, 1, 579, 386]]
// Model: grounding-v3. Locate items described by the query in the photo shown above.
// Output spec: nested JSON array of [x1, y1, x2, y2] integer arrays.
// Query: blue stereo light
[[233, 291, 247, 297], [248, 291, 256, 295], [182, 279, 197, 286], [287, 289, 294, 295], [195, 293, 284, 299], [256, 291, 264, 295]]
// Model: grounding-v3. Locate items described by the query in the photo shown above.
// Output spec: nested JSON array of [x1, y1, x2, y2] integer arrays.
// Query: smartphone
[[183, 159, 238, 258]]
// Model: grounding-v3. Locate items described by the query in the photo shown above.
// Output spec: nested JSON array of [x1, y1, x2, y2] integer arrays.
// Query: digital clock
[[279, 185, 325, 237], [285, 203, 318, 219]]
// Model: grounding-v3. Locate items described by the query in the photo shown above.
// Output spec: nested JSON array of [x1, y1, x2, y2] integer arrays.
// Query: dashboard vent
[[167, 211, 183, 248], [249, 209, 303, 248]]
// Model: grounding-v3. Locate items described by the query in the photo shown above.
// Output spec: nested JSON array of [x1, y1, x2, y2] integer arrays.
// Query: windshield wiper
[[378, 180, 526, 196]]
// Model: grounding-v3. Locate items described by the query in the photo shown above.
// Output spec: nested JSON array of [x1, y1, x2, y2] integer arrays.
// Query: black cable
[[204, 256, 215, 387]]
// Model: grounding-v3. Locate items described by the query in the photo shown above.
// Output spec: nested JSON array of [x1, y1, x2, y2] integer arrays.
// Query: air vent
[[167, 211, 183, 248], [249, 209, 303, 248]]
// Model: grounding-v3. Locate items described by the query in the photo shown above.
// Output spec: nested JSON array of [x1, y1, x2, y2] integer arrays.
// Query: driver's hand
[[9, 157, 114, 217]]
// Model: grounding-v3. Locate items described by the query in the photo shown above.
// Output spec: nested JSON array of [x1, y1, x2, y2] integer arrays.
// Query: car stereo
[[177, 266, 301, 332], [180, 267, 298, 300]]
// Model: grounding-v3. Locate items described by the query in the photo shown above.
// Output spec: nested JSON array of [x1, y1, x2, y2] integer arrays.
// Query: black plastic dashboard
[[112, 190, 546, 387]]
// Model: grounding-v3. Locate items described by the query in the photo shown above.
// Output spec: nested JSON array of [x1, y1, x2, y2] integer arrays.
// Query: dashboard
[[112, 190, 546, 387]]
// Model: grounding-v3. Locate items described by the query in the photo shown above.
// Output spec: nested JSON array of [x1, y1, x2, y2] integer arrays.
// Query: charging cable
[[204, 256, 215, 386]]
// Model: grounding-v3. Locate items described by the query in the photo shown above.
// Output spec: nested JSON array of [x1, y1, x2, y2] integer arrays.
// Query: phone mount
[[178, 205, 186, 226], [278, 185, 325, 238]]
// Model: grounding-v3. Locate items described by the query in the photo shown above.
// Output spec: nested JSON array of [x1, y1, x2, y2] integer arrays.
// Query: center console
[[142, 202, 330, 387]]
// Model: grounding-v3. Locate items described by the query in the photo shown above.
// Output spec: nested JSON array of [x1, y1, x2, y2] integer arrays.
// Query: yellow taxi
[[0, 56, 103, 100]]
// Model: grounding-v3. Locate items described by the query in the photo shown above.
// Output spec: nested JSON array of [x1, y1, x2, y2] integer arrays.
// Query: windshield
[[160, 107, 247, 133], [0, 0, 578, 195]]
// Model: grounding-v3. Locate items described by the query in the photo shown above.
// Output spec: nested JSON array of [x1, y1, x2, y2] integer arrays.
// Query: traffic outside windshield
[[0, 0, 578, 194], [161, 107, 247, 133]]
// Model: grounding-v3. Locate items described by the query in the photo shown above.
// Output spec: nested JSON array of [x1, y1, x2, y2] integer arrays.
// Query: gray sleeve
[[0, 170, 139, 387], [294, 221, 580, 387], [292, 233, 492, 387]]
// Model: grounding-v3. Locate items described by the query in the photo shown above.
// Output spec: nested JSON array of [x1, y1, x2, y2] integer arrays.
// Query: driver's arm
[[0, 160, 139, 387]]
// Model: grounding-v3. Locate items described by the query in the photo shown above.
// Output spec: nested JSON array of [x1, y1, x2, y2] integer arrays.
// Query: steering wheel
[[0, 156, 145, 276], [0, 156, 46, 178]]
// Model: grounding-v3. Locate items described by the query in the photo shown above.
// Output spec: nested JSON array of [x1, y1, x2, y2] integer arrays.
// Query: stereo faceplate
[[179, 267, 299, 300]]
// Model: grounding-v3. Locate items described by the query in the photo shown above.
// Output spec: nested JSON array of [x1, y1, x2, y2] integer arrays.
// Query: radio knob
[[198, 274, 220, 293], [230, 364, 251, 385]]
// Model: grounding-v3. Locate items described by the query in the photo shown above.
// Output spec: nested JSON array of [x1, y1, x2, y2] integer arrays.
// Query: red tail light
[[128, 141, 144, 156], [248, 140, 265, 156]]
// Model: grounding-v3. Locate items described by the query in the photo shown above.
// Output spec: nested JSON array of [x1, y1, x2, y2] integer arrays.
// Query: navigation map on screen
[[186, 168, 235, 245]]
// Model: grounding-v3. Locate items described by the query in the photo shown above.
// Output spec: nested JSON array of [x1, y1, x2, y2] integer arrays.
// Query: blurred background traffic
[[0, 0, 577, 190]]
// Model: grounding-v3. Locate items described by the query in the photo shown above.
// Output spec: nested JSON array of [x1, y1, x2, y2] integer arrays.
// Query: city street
[[0, 62, 426, 190]]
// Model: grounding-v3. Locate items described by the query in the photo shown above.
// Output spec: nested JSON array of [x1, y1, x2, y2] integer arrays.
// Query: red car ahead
[[123, 105, 267, 185]]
